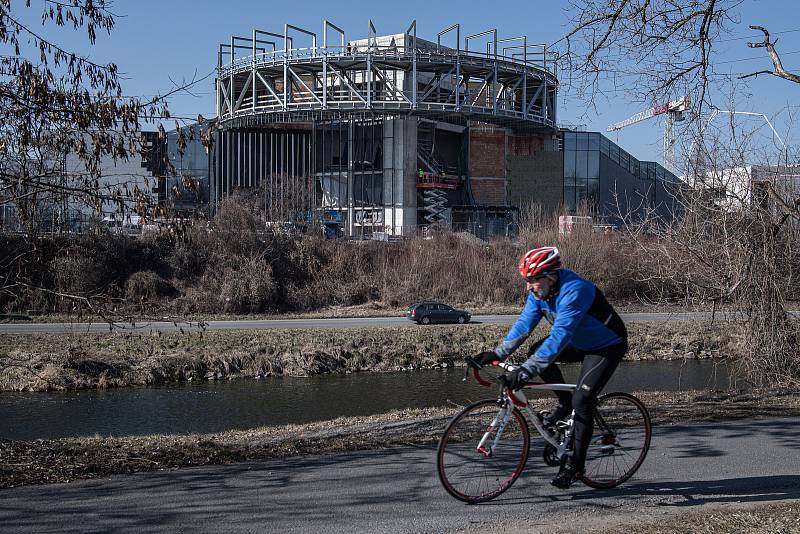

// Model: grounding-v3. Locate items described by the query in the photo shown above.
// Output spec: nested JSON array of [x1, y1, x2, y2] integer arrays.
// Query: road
[[2, 310, 792, 334], [2, 417, 799, 533]]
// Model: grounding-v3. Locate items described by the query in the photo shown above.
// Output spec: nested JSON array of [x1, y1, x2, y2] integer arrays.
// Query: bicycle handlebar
[[463, 356, 517, 388], [463, 357, 531, 407]]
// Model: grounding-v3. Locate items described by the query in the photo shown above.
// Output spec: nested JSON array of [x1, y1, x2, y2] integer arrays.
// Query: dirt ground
[[482, 500, 800, 534]]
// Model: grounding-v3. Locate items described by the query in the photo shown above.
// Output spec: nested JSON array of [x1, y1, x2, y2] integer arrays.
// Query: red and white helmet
[[519, 246, 561, 279]]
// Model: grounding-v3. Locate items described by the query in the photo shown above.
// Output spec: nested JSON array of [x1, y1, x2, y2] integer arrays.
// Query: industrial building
[[687, 164, 800, 213], [0, 21, 683, 236], [141, 21, 682, 238], [208, 21, 556, 239]]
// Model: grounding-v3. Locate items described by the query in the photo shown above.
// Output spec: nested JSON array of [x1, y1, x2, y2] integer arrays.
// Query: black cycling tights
[[532, 342, 626, 471]]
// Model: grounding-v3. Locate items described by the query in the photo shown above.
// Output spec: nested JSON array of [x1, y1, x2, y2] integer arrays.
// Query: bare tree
[[618, 114, 800, 386], [742, 25, 800, 83], [0, 1, 168, 230], [559, 0, 800, 114], [0, 1, 205, 320]]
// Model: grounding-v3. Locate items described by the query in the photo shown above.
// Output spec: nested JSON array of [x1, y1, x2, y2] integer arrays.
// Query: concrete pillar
[[401, 116, 418, 236], [347, 120, 354, 237], [382, 116, 417, 236]]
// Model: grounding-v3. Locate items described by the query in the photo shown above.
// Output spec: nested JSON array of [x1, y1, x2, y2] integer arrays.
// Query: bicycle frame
[[469, 360, 576, 461]]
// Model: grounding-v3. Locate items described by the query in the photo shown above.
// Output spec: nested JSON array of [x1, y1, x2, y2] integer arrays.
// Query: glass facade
[[563, 132, 595, 211], [562, 131, 681, 221], [144, 125, 212, 210], [167, 127, 210, 184]]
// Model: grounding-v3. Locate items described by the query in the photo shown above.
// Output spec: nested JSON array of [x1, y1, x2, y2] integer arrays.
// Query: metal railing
[[216, 20, 558, 130]]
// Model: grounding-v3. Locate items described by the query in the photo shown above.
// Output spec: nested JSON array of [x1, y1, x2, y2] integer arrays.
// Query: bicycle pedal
[[555, 420, 572, 431]]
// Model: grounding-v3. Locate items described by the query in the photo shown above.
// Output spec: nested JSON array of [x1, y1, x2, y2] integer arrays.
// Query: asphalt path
[[2, 417, 799, 533], [3, 310, 796, 334]]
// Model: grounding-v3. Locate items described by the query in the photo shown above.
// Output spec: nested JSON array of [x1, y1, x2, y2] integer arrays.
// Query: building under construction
[[0, 20, 680, 235], [212, 20, 559, 239]]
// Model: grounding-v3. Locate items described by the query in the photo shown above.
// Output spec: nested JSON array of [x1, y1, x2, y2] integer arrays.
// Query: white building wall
[[689, 164, 800, 211], [64, 149, 155, 218]]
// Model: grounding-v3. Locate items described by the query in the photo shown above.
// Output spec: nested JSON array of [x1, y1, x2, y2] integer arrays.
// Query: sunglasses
[[525, 274, 552, 283]]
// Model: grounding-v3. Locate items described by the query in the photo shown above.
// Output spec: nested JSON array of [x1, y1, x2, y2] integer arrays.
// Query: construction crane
[[607, 96, 691, 173]]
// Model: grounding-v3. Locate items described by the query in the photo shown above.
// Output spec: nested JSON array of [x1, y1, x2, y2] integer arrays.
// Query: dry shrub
[[5, 286, 50, 314], [175, 196, 292, 313], [734, 317, 800, 386], [125, 271, 176, 302], [2, 195, 673, 316], [626, 164, 800, 386], [560, 231, 649, 302], [168, 242, 208, 281], [50, 253, 109, 297], [375, 235, 520, 307], [517, 204, 651, 302], [40, 234, 173, 310], [305, 239, 383, 305], [207, 195, 261, 255], [214, 256, 277, 313]]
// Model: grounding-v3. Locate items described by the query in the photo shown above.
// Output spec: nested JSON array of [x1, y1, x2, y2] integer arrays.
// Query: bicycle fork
[[476, 405, 512, 458]]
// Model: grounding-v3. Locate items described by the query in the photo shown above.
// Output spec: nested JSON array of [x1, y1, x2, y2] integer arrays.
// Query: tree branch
[[746, 25, 800, 84]]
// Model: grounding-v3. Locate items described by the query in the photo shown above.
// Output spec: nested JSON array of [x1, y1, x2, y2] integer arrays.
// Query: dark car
[[406, 302, 471, 325]]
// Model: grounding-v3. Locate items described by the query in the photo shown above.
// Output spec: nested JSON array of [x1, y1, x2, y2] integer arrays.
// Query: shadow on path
[[2, 418, 800, 532]]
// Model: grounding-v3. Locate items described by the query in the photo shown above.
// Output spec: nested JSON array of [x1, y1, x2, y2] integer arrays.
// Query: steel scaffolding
[[213, 20, 559, 238], [216, 20, 557, 129]]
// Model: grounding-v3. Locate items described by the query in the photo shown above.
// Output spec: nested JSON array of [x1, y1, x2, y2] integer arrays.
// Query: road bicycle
[[436, 357, 652, 503]]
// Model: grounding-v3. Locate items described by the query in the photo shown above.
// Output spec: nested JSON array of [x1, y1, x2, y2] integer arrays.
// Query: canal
[[0, 359, 737, 440]]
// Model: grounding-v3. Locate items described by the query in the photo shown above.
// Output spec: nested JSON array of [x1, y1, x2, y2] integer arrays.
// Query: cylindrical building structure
[[213, 21, 558, 238]]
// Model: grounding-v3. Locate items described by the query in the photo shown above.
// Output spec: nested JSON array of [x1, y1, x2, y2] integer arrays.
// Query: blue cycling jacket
[[494, 268, 626, 376]]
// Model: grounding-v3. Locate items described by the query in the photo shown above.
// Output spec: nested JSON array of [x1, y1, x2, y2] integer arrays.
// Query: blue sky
[[14, 0, 800, 165]]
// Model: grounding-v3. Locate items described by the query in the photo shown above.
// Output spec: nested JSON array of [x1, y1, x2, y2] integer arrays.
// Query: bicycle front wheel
[[581, 392, 652, 489], [436, 399, 530, 503]]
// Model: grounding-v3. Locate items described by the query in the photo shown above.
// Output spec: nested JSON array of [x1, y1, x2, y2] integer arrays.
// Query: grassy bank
[[536, 501, 800, 534], [0, 321, 744, 391], [522, 501, 800, 534], [599, 503, 800, 534], [1, 388, 798, 489]]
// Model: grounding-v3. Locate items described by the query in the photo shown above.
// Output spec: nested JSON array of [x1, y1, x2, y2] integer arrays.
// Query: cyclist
[[474, 246, 627, 489]]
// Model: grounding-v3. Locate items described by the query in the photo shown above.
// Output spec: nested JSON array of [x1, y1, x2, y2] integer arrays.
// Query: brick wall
[[508, 151, 564, 212], [468, 127, 506, 206], [468, 177, 504, 205], [469, 128, 505, 176], [468, 127, 550, 207], [508, 133, 544, 156]]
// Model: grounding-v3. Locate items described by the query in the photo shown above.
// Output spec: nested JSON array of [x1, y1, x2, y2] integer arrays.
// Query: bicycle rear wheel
[[581, 392, 651, 489], [437, 399, 530, 503]]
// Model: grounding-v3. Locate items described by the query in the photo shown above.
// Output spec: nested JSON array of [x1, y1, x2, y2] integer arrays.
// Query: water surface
[[0, 359, 736, 440]]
